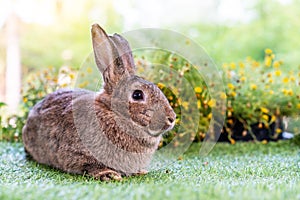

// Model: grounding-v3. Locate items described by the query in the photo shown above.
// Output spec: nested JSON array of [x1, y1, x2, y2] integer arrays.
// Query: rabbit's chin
[[146, 129, 164, 137]]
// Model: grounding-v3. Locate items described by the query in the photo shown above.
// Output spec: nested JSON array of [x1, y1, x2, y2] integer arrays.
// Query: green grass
[[0, 141, 299, 200]]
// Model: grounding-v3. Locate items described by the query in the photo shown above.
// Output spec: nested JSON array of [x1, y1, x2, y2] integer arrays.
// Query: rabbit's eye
[[132, 90, 144, 101]]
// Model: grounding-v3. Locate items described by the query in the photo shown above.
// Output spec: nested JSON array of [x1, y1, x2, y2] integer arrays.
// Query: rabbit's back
[[22, 89, 104, 174]]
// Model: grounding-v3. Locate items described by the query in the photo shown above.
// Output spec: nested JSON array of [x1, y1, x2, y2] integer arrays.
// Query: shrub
[[135, 49, 299, 144], [222, 49, 300, 142], [0, 66, 76, 142], [1, 49, 299, 144]]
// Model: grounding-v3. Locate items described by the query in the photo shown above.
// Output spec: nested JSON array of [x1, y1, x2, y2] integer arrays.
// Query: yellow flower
[[38, 92, 44, 98], [250, 84, 257, 90], [177, 98, 182, 105], [252, 61, 259, 67], [268, 79, 273, 83], [53, 77, 58, 83], [297, 103, 300, 109], [229, 138, 236, 145], [275, 70, 281, 76], [220, 92, 227, 99], [227, 83, 235, 90], [273, 61, 281, 68], [261, 107, 269, 113], [271, 54, 275, 59], [240, 76, 246, 82], [290, 76, 296, 82], [230, 62, 236, 69], [276, 128, 282, 134], [207, 113, 212, 120], [265, 56, 272, 67], [23, 97, 28, 103], [239, 62, 245, 68], [208, 99, 216, 107], [230, 91, 237, 97], [78, 81, 89, 88], [282, 89, 293, 96], [197, 100, 201, 109], [262, 114, 269, 121], [282, 77, 289, 84], [262, 140, 268, 144], [265, 48, 273, 54], [157, 83, 165, 89], [269, 90, 274, 95], [222, 63, 228, 69], [182, 101, 189, 110], [267, 73, 272, 78], [194, 87, 202, 93], [227, 111, 232, 117], [60, 83, 68, 88], [69, 73, 75, 80], [270, 115, 276, 122], [172, 88, 179, 96], [87, 67, 93, 74], [282, 89, 288, 96]]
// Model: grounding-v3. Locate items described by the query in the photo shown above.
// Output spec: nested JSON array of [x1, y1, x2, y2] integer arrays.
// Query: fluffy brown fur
[[22, 24, 176, 181]]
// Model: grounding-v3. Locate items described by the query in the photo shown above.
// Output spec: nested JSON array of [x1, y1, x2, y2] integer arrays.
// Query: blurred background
[[0, 0, 300, 113]]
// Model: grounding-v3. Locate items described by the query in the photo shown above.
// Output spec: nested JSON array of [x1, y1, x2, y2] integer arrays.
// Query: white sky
[[0, 0, 56, 26], [0, 0, 294, 29], [114, 0, 256, 28]]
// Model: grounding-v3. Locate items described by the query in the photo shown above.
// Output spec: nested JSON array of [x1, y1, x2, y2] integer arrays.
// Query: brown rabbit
[[22, 24, 176, 181]]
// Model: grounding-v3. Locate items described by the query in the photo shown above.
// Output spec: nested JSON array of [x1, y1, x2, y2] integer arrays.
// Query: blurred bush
[[0, 66, 76, 142], [221, 49, 300, 143], [1, 50, 299, 144], [136, 48, 299, 145]]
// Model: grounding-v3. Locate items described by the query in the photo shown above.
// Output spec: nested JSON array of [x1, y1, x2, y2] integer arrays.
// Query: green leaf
[[0, 102, 7, 108]]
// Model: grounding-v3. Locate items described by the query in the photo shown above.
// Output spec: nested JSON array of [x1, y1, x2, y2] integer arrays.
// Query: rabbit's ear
[[91, 24, 135, 94], [110, 33, 136, 75]]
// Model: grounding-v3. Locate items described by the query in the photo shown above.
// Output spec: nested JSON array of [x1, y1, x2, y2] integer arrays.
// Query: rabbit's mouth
[[147, 120, 175, 137]]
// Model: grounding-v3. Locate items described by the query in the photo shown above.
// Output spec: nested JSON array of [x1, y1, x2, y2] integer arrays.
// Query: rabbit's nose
[[168, 117, 174, 124], [166, 116, 175, 127]]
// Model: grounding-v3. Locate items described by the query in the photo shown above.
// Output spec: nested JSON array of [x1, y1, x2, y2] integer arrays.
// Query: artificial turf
[[0, 141, 299, 200]]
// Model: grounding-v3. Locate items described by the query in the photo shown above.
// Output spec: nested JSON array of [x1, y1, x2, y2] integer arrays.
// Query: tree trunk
[[5, 13, 21, 114]]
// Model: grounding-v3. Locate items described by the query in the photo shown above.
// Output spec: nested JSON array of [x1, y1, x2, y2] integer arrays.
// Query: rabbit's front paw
[[134, 169, 148, 176], [91, 169, 122, 181]]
